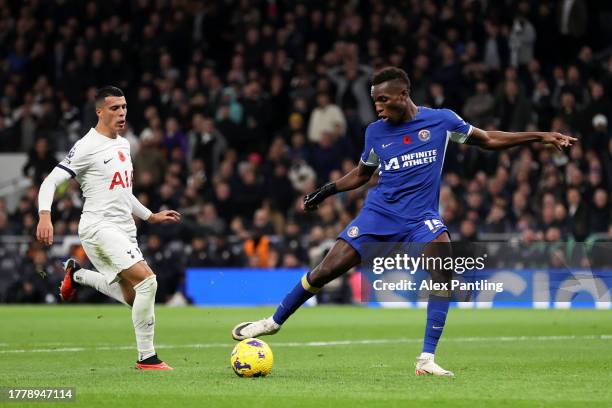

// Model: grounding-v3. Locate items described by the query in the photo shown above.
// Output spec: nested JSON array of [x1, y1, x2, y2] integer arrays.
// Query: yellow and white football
[[230, 338, 274, 377]]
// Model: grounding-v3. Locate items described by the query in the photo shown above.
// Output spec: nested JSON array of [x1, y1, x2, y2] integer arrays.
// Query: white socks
[[132, 275, 158, 361], [73, 268, 128, 306], [74, 268, 158, 361]]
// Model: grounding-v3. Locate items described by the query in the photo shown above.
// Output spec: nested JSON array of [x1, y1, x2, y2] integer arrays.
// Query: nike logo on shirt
[[382, 143, 393, 148], [103, 158, 113, 164]]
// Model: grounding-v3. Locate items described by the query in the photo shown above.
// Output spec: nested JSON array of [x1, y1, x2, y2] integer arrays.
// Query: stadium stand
[[0, 0, 610, 303]]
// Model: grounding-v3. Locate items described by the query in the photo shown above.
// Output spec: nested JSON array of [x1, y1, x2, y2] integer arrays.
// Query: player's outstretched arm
[[36, 167, 72, 245], [129, 193, 181, 224], [466, 127, 577, 151], [304, 161, 376, 211]]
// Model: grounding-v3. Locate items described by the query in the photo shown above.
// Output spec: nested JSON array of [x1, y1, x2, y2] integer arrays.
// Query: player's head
[[95, 86, 127, 133], [370, 67, 412, 124]]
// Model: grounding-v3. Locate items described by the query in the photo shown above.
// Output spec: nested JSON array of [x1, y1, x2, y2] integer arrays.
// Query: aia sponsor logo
[[109, 170, 133, 190]]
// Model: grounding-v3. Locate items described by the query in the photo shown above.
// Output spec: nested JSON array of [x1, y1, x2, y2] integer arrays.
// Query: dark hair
[[95, 86, 124, 105], [371, 67, 411, 90]]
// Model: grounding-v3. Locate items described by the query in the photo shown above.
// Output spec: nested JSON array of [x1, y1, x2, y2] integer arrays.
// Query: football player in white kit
[[36, 86, 181, 370]]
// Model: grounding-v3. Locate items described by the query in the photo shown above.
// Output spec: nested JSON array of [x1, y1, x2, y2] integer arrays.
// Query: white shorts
[[79, 220, 144, 284]]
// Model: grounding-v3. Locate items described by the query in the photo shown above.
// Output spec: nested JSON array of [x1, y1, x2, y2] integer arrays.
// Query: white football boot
[[415, 353, 455, 377], [232, 317, 281, 341]]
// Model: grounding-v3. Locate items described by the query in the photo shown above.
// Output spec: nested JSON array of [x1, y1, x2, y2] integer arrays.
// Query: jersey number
[[424, 219, 443, 232]]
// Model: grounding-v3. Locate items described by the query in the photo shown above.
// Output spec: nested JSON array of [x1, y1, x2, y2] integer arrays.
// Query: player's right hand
[[303, 182, 337, 212], [541, 132, 577, 151], [36, 213, 54, 246]]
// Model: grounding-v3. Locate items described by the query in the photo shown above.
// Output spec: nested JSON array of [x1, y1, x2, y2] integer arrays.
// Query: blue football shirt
[[359, 107, 472, 224]]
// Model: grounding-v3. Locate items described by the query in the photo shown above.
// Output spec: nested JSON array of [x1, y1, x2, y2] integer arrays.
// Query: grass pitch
[[0, 306, 611, 407]]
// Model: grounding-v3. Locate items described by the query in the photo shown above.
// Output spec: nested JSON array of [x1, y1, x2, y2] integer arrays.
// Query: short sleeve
[[58, 140, 89, 178], [444, 109, 473, 144], [360, 125, 380, 167]]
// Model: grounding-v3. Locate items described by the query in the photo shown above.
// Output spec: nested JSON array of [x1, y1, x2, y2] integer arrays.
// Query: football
[[230, 338, 274, 377]]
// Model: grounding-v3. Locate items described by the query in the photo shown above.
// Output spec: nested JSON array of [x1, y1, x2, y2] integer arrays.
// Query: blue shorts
[[338, 207, 448, 257]]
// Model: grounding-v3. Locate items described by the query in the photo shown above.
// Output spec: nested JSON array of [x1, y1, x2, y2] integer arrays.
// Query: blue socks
[[272, 274, 450, 354], [422, 294, 450, 354], [272, 273, 320, 325]]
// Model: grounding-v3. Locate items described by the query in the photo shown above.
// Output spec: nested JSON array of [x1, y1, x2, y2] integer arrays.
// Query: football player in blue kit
[[232, 67, 576, 376]]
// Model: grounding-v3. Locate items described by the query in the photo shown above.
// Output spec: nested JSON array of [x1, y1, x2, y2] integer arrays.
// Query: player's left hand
[[148, 210, 181, 224], [303, 182, 337, 212], [540, 132, 577, 151]]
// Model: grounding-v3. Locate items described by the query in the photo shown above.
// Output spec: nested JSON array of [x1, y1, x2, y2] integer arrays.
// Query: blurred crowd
[[1, 0, 611, 303]]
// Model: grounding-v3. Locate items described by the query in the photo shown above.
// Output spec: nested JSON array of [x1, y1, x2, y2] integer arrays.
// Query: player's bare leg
[[120, 261, 172, 370], [232, 239, 360, 340], [415, 232, 454, 377], [118, 279, 136, 306]]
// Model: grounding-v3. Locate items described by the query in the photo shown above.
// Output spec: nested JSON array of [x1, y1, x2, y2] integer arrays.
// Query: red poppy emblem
[[118, 151, 126, 162], [403, 135, 411, 144]]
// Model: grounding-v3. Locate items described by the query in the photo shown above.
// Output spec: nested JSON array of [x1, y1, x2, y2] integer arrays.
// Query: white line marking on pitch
[[1, 334, 611, 354]]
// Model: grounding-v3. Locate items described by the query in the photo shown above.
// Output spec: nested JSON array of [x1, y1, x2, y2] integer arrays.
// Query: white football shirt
[[58, 128, 137, 226]]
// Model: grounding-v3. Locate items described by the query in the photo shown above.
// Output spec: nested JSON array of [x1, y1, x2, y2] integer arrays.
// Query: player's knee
[[134, 274, 157, 295], [122, 261, 155, 285], [137, 261, 155, 278]]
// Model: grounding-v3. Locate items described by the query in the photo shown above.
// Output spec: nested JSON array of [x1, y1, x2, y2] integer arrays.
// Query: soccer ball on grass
[[230, 338, 274, 377]]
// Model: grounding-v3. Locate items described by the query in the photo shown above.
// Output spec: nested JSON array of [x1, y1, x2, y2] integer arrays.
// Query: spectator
[[509, 11, 536, 68], [307, 92, 346, 143], [590, 189, 610, 233], [186, 236, 214, 267], [483, 20, 509, 72], [162, 117, 189, 161], [196, 203, 226, 236], [134, 131, 167, 185], [463, 82, 495, 128], [22, 138, 57, 186], [1, 1, 612, 303], [557, 0, 588, 61], [232, 161, 264, 219], [567, 188, 589, 240], [311, 131, 345, 183], [496, 80, 531, 131], [327, 62, 375, 126], [582, 83, 611, 136], [584, 114, 610, 156], [189, 114, 228, 178]]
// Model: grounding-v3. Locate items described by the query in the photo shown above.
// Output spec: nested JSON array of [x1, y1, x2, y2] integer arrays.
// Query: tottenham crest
[[418, 129, 431, 142], [347, 226, 359, 238]]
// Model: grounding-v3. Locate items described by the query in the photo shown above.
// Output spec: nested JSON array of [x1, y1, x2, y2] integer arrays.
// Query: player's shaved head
[[371, 67, 411, 91], [95, 86, 125, 107]]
